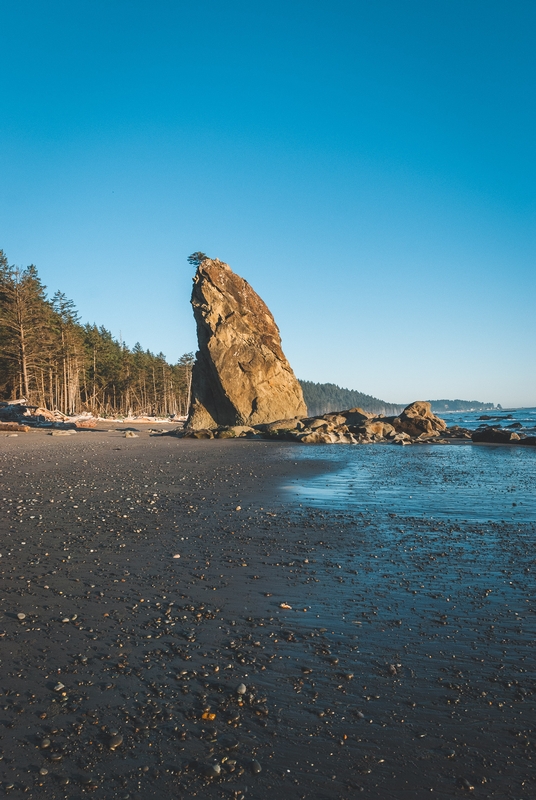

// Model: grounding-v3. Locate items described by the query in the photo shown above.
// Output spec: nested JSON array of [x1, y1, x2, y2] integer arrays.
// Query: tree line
[[299, 380, 404, 417], [299, 381, 496, 417], [0, 250, 194, 417]]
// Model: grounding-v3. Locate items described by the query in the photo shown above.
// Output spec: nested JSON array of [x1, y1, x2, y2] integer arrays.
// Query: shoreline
[[0, 434, 534, 798]]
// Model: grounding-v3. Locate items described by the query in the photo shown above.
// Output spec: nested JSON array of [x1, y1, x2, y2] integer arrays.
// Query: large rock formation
[[186, 258, 307, 429], [383, 401, 448, 439]]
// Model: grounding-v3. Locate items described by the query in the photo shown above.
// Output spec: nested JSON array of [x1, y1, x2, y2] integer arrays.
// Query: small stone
[[461, 777, 475, 790], [220, 735, 239, 751], [173, 554, 181, 559], [235, 506, 241, 511], [251, 759, 262, 774], [202, 762, 221, 778], [54, 682, 65, 692], [40, 738, 51, 749], [109, 733, 123, 750], [61, 617, 70, 623], [236, 683, 247, 695], [16, 613, 26, 620], [125, 431, 138, 438], [39, 768, 48, 776]]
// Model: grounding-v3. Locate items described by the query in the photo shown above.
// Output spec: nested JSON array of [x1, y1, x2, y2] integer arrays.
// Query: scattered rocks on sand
[[186, 258, 307, 429]]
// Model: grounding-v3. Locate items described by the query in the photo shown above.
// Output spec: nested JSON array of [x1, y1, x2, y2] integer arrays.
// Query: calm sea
[[283, 407, 536, 523]]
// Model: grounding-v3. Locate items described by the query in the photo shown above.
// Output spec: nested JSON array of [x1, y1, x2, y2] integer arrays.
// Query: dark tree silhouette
[[187, 252, 208, 267]]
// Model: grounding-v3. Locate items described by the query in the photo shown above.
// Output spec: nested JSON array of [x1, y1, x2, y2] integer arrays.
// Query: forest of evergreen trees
[[0, 250, 194, 417], [299, 380, 404, 417], [300, 381, 496, 417]]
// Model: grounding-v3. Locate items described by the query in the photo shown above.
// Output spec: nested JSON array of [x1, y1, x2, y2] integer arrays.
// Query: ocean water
[[283, 408, 536, 523], [440, 405, 536, 432]]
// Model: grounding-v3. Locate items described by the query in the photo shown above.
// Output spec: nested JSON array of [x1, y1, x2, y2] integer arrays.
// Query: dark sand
[[0, 429, 535, 800]]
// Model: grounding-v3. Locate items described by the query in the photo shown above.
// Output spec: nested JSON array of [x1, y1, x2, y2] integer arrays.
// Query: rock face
[[187, 258, 307, 429]]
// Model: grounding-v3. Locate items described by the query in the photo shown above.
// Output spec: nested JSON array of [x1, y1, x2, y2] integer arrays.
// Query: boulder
[[340, 407, 372, 427], [187, 258, 307, 429], [255, 417, 304, 433], [357, 420, 396, 439], [213, 425, 258, 438], [388, 401, 447, 438], [442, 425, 472, 439], [471, 428, 521, 444], [183, 428, 214, 439]]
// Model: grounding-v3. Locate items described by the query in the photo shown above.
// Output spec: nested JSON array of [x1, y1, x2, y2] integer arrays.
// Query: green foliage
[[0, 249, 194, 417]]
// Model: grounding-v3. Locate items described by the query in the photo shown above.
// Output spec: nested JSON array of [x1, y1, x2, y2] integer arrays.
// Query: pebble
[[236, 683, 247, 695], [39, 767, 48, 776], [54, 682, 65, 692], [461, 777, 475, 790], [16, 613, 26, 620], [41, 738, 51, 749], [202, 762, 221, 778], [109, 732, 123, 750], [220, 735, 239, 750], [173, 553, 181, 558], [251, 759, 262, 774], [125, 431, 138, 438]]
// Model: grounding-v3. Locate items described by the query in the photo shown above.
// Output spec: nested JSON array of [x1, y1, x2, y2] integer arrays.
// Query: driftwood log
[[0, 422, 31, 432]]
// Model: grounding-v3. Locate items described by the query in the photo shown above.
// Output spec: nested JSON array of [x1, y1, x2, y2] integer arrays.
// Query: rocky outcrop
[[176, 395, 535, 448], [180, 400, 454, 445], [471, 427, 521, 444], [186, 258, 307, 429], [383, 401, 447, 439]]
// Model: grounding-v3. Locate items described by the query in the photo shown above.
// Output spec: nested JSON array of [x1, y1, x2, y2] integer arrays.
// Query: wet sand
[[0, 430, 535, 799]]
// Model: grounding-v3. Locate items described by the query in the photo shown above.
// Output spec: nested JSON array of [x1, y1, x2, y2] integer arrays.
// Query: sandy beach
[[0, 429, 535, 799]]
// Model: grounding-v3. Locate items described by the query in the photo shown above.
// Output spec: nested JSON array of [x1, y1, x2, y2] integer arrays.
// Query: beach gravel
[[0, 428, 534, 799]]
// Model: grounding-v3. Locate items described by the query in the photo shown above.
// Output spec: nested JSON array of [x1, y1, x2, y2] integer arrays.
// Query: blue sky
[[1, 1, 534, 407]]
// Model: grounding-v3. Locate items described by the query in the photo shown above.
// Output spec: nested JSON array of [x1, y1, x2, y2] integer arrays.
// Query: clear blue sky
[[1, 1, 534, 407]]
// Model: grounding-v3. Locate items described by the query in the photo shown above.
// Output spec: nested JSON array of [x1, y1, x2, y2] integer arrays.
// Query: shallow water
[[284, 442, 536, 522]]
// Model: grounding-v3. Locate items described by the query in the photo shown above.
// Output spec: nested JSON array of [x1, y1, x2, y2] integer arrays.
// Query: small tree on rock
[[187, 252, 208, 267]]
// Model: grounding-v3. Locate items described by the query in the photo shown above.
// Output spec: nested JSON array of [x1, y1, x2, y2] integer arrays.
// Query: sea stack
[[186, 258, 307, 429]]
